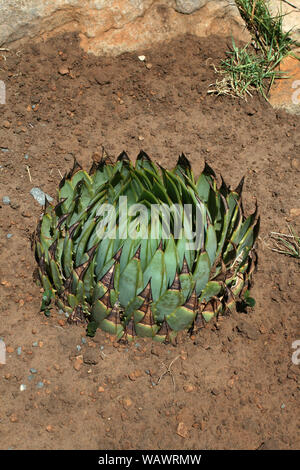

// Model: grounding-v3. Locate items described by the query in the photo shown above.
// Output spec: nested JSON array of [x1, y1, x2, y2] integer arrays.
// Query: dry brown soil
[[0, 33, 299, 450]]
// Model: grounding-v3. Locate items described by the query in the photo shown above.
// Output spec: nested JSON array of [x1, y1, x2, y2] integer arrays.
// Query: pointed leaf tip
[[117, 151, 130, 162], [203, 161, 216, 178], [67, 156, 82, 180], [219, 175, 229, 194], [177, 153, 191, 170], [88, 161, 98, 176], [58, 173, 67, 189], [136, 150, 151, 161], [235, 176, 245, 196]]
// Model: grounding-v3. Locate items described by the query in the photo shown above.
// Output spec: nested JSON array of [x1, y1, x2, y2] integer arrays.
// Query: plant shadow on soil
[[0, 33, 299, 450]]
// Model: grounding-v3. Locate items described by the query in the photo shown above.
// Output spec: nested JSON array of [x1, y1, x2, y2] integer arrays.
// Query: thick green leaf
[[198, 281, 222, 303], [58, 180, 74, 212], [143, 249, 166, 302], [119, 258, 143, 307], [164, 237, 177, 287], [153, 290, 183, 323], [205, 224, 217, 265], [193, 251, 211, 295], [75, 218, 97, 267], [50, 259, 63, 293], [166, 306, 195, 331], [62, 236, 73, 279], [91, 299, 110, 323]]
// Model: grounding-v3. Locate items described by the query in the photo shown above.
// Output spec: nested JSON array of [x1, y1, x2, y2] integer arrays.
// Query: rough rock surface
[[269, 0, 300, 44], [175, 0, 207, 14], [0, 0, 248, 55], [269, 55, 300, 115]]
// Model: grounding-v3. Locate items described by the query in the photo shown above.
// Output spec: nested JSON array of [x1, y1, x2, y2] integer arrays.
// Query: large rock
[[0, 0, 249, 55], [80, 1, 250, 56]]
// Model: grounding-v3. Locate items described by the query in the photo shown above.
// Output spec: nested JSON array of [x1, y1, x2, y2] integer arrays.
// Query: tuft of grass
[[270, 225, 300, 259], [235, 0, 299, 56], [209, 0, 299, 100], [208, 39, 287, 100]]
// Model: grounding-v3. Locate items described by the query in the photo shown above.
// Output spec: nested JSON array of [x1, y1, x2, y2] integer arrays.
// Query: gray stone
[[175, 0, 207, 15], [83, 350, 99, 365], [30, 187, 53, 206], [2, 196, 10, 205]]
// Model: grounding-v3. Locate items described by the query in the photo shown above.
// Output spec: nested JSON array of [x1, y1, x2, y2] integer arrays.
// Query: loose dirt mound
[[0, 33, 299, 450]]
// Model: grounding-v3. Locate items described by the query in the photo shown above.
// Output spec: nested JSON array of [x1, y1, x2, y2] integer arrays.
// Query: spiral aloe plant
[[33, 151, 259, 343]]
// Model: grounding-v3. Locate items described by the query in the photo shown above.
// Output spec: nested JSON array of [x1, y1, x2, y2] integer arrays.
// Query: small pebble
[[28, 375, 34, 381], [64, 312, 69, 318], [30, 187, 53, 206], [145, 370, 150, 375], [138, 55, 146, 61], [81, 337, 87, 344], [20, 384, 27, 391], [32, 342, 38, 347], [76, 345, 82, 352], [177, 422, 189, 439], [2, 196, 10, 205], [24, 154, 29, 160], [58, 66, 69, 75], [122, 398, 133, 409], [17, 347, 22, 356], [58, 309, 64, 315], [100, 345, 104, 350], [281, 403, 286, 409], [6, 233, 13, 239], [0, 147, 9, 153], [32, 105, 36, 109], [36, 381, 44, 389], [73, 356, 83, 371], [30, 368, 37, 374], [184, 384, 195, 393]]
